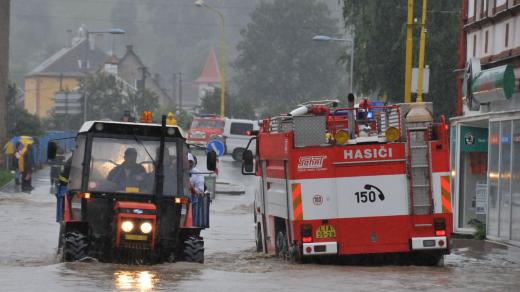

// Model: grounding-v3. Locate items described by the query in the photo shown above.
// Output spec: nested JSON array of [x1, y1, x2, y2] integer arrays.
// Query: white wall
[[496, 0, 507, 6], [466, 15, 520, 62], [468, 0, 475, 18]]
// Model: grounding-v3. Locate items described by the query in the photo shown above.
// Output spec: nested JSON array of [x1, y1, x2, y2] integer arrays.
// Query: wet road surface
[[1, 158, 519, 291]]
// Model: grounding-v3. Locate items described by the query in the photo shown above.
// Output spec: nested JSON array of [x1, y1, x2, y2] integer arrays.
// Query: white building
[[451, 0, 520, 243]]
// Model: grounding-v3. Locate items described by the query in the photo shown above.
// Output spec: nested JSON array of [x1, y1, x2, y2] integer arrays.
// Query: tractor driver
[[107, 147, 146, 191]]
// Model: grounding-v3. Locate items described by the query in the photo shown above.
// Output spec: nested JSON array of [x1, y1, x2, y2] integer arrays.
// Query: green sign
[[460, 126, 488, 152]]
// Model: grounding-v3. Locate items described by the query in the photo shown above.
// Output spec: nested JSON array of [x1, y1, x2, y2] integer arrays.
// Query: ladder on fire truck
[[407, 124, 433, 215]]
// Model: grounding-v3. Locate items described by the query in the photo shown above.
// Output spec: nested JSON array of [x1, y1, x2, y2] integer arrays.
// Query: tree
[[80, 72, 159, 121], [234, 0, 346, 116], [0, 0, 10, 167], [199, 88, 255, 119], [153, 105, 193, 130], [7, 84, 44, 137], [127, 90, 160, 115], [342, 0, 460, 117], [8, 108, 45, 137]]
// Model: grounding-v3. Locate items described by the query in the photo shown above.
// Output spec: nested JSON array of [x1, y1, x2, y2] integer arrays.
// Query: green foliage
[[152, 105, 193, 130], [127, 90, 160, 114], [343, 0, 460, 118], [199, 89, 255, 119], [0, 170, 15, 188], [8, 108, 45, 137], [234, 0, 346, 115], [7, 84, 45, 137], [80, 72, 159, 121], [474, 223, 486, 240]]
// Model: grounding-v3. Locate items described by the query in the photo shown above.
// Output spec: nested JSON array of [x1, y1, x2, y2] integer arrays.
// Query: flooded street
[[1, 158, 519, 291]]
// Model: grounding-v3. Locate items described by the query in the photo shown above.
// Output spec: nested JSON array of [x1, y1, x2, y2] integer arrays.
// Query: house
[[24, 28, 109, 118], [451, 0, 520, 243], [194, 48, 221, 104], [117, 45, 171, 106]]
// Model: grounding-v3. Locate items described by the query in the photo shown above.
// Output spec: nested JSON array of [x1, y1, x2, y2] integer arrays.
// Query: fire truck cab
[[242, 98, 452, 265], [187, 115, 225, 147]]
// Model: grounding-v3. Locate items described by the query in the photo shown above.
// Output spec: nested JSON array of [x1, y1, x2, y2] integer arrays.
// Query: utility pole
[[404, 0, 413, 103], [137, 66, 147, 116], [416, 0, 428, 103], [177, 72, 183, 112], [0, 0, 11, 167]]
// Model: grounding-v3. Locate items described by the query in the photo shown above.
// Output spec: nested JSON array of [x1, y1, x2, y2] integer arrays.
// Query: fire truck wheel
[[183, 236, 204, 263], [275, 231, 288, 259], [63, 232, 88, 262], [255, 225, 263, 252]]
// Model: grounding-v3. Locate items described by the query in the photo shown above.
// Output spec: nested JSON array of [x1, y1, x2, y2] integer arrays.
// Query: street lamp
[[83, 28, 125, 123], [313, 34, 355, 95], [195, 0, 226, 118]]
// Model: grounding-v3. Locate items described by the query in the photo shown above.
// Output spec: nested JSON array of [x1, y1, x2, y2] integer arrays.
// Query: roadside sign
[[54, 91, 83, 114], [207, 139, 225, 156]]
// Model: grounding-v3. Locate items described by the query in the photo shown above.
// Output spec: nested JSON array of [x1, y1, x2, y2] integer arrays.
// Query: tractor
[[48, 115, 216, 264]]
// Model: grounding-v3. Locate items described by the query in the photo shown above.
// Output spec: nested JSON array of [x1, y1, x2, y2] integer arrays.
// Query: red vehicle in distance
[[187, 115, 225, 147]]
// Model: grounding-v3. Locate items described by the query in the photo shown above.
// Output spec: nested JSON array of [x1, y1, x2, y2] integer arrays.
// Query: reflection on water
[[115, 270, 157, 291]]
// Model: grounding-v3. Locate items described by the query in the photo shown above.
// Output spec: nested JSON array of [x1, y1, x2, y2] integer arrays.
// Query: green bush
[[0, 170, 15, 188], [474, 223, 486, 240]]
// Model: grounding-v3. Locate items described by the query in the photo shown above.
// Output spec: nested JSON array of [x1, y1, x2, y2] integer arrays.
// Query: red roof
[[196, 48, 221, 84]]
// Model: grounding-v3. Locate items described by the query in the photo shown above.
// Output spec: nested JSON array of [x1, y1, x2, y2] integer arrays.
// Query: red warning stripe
[[441, 176, 452, 213], [292, 183, 303, 220]]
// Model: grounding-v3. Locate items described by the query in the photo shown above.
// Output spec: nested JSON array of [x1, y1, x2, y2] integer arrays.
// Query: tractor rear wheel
[[183, 236, 204, 263], [63, 232, 89, 261]]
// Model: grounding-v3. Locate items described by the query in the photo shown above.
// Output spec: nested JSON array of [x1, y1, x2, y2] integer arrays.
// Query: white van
[[223, 118, 259, 161]]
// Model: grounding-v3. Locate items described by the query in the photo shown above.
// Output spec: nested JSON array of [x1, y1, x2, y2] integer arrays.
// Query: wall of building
[[466, 15, 520, 60], [24, 76, 79, 118]]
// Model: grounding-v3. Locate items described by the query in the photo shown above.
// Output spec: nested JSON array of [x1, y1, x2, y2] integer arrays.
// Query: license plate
[[125, 234, 147, 241], [423, 240, 436, 247], [316, 224, 336, 238], [314, 245, 326, 252]]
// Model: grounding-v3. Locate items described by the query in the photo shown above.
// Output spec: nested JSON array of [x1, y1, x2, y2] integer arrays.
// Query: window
[[69, 135, 86, 190], [230, 122, 253, 135], [77, 60, 90, 69], [473, 34, 477, 57], [505, 23, 510, 48], [474, 0, 478, 17], [485, 30, 489, 53]]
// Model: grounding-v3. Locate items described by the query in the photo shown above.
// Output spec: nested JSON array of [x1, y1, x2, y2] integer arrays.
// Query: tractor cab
[[49, 116, 216, 264]]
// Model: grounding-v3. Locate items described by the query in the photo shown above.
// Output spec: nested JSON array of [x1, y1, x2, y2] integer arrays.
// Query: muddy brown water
[[0, 164, 519, 291]]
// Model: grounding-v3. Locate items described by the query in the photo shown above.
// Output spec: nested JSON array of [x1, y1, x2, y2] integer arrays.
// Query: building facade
[[24, 33, 108, 119], [452, 0, 520, 243]]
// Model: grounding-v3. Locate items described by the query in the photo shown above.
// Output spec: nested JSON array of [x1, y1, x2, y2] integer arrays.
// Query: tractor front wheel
[[63, 232, 89, 261]]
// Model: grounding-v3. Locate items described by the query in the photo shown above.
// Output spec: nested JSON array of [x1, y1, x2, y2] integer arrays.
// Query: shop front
[[451, 111, 520, 244]]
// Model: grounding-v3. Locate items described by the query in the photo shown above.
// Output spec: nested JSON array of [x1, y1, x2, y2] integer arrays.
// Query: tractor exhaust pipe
[[347, 93, 356, 139]]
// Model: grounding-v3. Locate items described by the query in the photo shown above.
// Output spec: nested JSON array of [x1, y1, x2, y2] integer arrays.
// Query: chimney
[[126, 45, 133, 53], [66, 29, 73, 48]]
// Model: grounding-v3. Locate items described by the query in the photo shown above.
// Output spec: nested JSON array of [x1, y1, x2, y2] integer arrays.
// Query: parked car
[[223, 118, 259, 161]]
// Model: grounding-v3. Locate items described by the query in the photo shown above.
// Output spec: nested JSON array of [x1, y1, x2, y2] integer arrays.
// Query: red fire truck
[[242, 97, 452, 265], [187, 115, 225, 147]]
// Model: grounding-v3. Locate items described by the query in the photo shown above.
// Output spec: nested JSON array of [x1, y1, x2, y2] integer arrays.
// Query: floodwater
[[1, 158, 519, 291]]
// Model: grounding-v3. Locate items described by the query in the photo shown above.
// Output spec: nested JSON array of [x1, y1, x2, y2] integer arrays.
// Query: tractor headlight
[[121, 220, 134, 233], [140, 222, 153, 234]]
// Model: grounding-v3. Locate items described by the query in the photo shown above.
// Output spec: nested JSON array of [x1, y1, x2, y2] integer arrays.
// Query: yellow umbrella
[[4, 136, 35, 154]]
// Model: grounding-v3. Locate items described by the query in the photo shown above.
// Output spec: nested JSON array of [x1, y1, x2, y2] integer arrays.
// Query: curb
[[0, 178, 15, 192]]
